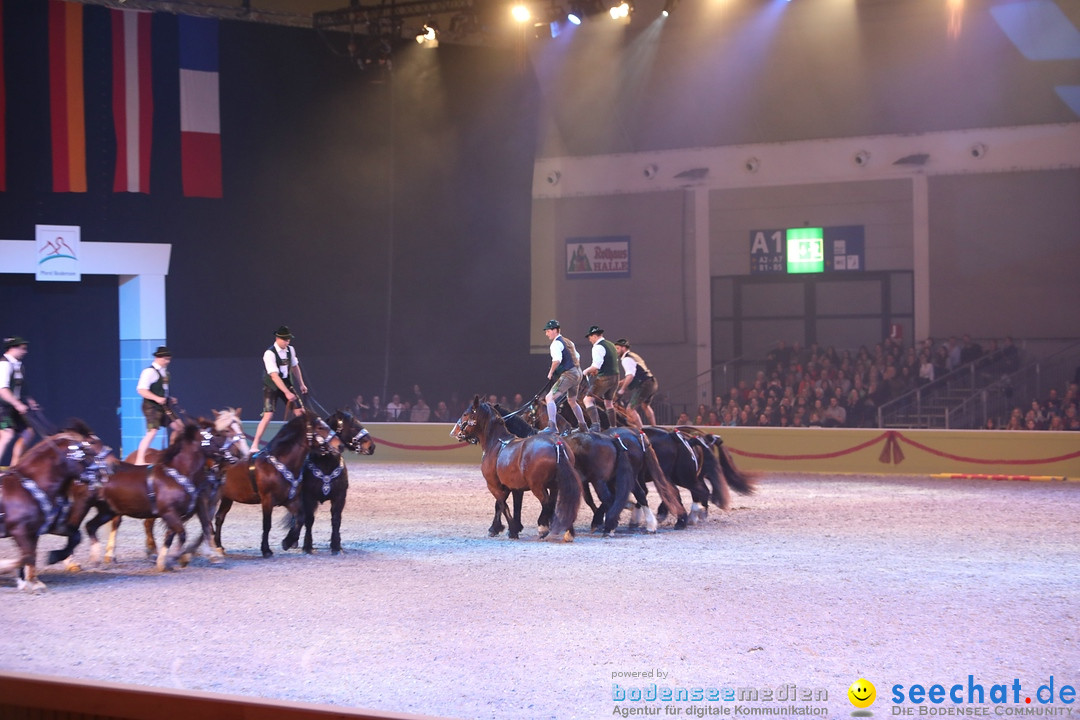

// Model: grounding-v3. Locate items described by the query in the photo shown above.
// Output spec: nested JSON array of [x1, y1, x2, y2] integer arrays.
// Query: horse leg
[[9, 528, 45, 592], [157, 513, 186, 572], [509, 489, 524, 539], [282, 498, 302, 552], [535, 487, 554, 539], [260, 497, 274, 557], [86, 508, 116, 565], [143, 518, 158, 558], [329, 494, 345, 555], [581, 480, 604, 532], [302, 493, 316, 554], [213, 497, 233, 554], [488, 499, 506, 537], [47, 529, 83, 571]]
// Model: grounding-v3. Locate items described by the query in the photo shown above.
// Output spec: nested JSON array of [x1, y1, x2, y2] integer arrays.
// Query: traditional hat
[[613, 338, 631, 348], [153, 346, 172, 358], [586, 325, 603, 337], [2, 336, 28, 350], [274, 325, 294, 339], [542, 319, 560, 331]]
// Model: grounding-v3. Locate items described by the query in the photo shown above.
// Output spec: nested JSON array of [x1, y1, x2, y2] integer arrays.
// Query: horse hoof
[[178, 554, 191, 568], [66, 562, 82, 573], [563, 530, 574, 543], [262, 549, 273, 558], [331, 547, 343, 555]]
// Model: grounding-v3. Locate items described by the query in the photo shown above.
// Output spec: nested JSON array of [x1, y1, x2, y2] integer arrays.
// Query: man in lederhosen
[[135, 345, 182, 464], [541, 319, 588, 433], [581, 325, 619, 431], [251, 325, 308, 452], [0, 336, 39, 467], [615, 338, 659, 426]]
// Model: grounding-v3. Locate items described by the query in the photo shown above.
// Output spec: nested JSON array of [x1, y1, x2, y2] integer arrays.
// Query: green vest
[[597, 339, 618, 377]]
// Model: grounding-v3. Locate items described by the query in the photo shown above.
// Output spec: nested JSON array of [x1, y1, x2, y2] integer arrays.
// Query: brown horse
[[0, 430, 101, 590], [215, 409, 340, 557], [65, 423, 213, 571], [452, 396, 582, 541], [517, 400, 689, 533], [300, 410, 376, 554], [108, 408, 248, 564]]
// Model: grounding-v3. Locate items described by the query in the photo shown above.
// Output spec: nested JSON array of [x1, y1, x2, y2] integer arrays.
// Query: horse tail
[[604, 443, 635, 534], [642, 432, 687, 519], [697, 441, 731, 510], [549, 444, 582, 538], [707, 434, 757, 497]]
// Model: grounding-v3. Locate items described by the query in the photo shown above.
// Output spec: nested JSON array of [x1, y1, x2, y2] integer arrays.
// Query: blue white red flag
[[178, 16, 221, 198]]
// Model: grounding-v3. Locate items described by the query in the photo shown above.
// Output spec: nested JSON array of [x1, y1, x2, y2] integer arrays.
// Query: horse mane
[[496, 403, 535, 439], [160, 423, 200, 464], [60, 418, 95, 438], [267, 411, 309, 453]]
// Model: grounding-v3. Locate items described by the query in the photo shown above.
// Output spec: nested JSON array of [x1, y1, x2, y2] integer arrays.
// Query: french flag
[[179, 16, 222, 198], [112, 9, 152, 193]]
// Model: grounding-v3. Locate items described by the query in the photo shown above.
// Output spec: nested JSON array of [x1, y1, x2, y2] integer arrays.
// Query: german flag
[[48, 0, 86, 193]]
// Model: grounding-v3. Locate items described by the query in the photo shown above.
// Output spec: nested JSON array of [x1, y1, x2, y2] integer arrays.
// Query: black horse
[[300, 410, 376, 554]]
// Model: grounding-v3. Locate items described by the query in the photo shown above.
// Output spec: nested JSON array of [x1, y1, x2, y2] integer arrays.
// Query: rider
[[581, 325, 619, 431], [251, 325, 308, 453], [542, 319, 588, 433], [614, 338, 659, 426], [0, 336, 39, 467], [134, 345, 183, 464]]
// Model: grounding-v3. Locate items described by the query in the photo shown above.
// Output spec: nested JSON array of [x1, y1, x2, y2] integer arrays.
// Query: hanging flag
[[112, 9, 152, 193], [178, 16, 222, 198], [0, 0, 6, 192], [48, 0, 87, 193]]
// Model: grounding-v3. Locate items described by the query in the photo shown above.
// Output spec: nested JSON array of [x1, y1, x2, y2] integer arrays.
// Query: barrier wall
[[254, 422, 1080, 480], [0, 671, 447, 720]]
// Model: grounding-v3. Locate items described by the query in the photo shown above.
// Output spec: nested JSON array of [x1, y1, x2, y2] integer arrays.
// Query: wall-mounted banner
[[566, 236, 630, 278], [36, 224, 81, 282]]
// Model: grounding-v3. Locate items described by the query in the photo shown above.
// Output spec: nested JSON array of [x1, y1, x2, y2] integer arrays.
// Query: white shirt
[[548, 336, 580, 365], [263, 343, 299, 379], [588, 339, 610, 372], [136, 360, 170, 394], [620, 353, 639, 379], [0, 353, 22, 397]]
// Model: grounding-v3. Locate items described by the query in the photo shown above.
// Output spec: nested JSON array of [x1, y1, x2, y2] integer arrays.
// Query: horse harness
[[305, 454, 344, 498], [0, 439, 96, 535]]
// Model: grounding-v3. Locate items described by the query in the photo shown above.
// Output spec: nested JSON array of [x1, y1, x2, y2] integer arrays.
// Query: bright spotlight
[[661, 0, 677, 16], [511, 4, 531, 22], [568, 11, 582, 24], [609, 1, 631, 19]]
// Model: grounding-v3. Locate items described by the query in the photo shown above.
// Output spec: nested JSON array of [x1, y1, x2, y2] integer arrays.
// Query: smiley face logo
[[848, 678, 876, 708]]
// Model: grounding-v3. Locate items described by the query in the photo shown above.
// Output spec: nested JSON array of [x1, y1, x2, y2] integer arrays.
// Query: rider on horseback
[[251, 326, 308, 453], [614, 338, 659, 426], [134, 346, 182, 464], [581, 325, 619, 431], [541, 320, 588, 434]]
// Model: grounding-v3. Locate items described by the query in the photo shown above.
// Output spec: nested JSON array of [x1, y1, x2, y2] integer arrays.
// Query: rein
[[501, 380, 555, 421]]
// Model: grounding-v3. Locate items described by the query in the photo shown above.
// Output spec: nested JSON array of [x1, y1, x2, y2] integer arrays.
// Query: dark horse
[[514, 401, 689, 534], [452, 396, 582, 541], [215, 409, 339, 557], [642, 424, 757, 524], [0, 429, 101, 590], [300, 410, 376, 554]]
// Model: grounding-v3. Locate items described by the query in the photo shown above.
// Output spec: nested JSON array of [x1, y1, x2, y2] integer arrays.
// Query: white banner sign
[[35, 225, 81, 282], [566, 236, 630, 278]]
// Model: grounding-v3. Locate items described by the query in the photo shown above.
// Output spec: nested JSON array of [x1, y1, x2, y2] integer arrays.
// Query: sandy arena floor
[[1, 461, 1077, 720]]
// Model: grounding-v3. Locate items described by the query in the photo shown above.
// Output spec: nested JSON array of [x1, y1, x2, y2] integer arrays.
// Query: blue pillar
[[119, 274, 167, 458]]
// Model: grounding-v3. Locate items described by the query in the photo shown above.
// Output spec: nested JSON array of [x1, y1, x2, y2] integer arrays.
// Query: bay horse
[[0, 429, 105, 590], [452, 396, 582, 541], [515, 400, 689, 534], [300, 410, 375, 554], [498, 403, 634, 536], [109, 408, 249, 563], [66, 423, 214, 571], [215, 409, 340, 557]]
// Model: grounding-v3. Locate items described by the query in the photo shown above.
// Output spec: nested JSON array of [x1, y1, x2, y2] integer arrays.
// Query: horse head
[[451, 395, 498, 444], [213, 407, 250, 460], [15, 430, 100, 495], [159, 422, 205, 476], [306, 410, 344, 455], [327, 411, 375, 456]]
